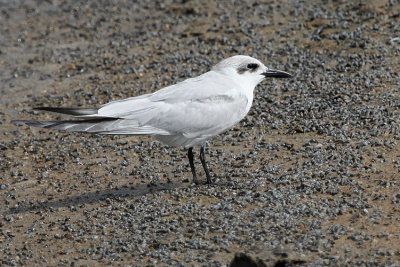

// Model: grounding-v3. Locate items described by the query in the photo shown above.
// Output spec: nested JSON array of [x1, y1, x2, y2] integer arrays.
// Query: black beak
[[262, 69, 292, 78]]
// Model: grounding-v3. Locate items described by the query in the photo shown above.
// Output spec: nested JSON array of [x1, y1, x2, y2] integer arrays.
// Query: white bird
[[13, 55, 292, 184]]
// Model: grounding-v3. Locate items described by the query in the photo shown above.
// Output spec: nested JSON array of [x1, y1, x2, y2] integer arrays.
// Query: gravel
[[1, 0, 400, 266]]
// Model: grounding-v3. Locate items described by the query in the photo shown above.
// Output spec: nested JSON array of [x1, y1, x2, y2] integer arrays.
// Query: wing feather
[[15, 70, 250, 139]]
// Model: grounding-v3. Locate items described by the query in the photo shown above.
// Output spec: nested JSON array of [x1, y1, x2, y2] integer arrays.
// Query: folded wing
[[13, 71, 249, 138]]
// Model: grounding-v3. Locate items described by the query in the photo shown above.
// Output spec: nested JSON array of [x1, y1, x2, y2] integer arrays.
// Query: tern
[[13, 55, 292, 184]]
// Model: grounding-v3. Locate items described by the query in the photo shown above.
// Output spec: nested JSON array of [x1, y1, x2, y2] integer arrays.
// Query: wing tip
[[34, 107, 99, 116], [11, 120, 28, 126], [11, 120, 47, 128]]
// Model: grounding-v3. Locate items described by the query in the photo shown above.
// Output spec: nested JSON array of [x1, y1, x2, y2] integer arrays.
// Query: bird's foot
[[192, 177, 213, 185], [193, 177, 202, 185]]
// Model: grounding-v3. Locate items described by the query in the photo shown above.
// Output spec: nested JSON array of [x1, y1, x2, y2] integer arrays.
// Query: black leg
[[200, 145, 212, 184], [187, 147, 199, 184]]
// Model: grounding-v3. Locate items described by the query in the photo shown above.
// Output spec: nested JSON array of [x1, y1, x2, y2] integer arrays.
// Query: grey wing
[[89, 71, 247, 135], [13, 71, 247, 136], [146, 94, 249, 138], [96, 71, 237, 118]]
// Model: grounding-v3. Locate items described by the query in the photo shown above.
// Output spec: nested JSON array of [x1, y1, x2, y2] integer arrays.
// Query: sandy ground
[[1, 0, 400, 266]]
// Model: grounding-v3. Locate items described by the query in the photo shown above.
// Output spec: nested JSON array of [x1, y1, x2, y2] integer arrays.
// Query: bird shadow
[[2, 181, 184, 216]]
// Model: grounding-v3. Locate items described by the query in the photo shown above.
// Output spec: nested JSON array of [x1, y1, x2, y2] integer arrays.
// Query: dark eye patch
[[237, 63, 260, 74], [247, 63, 259, 70]]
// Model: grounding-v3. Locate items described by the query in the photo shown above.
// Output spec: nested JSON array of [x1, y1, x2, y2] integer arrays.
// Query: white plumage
[[13, 55, 292, 184]]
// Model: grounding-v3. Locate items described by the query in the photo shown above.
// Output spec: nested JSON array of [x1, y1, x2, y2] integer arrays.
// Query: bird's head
[[212, 55, 292, 88]]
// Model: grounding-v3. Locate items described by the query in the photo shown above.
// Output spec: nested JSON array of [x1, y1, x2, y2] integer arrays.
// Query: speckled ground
[[1, 0, 400, 266]]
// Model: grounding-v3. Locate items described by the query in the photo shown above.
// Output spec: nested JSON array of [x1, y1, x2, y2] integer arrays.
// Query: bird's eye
[[247, 63, 259, 70]]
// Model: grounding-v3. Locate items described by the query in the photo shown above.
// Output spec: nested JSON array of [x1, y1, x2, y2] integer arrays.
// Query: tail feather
[[34, 107, 99, 116], [11, 118, 170, 135], [11, 118, 117, 133]]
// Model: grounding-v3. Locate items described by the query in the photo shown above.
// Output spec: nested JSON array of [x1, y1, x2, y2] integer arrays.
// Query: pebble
[[1, 0, 400, 266]]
